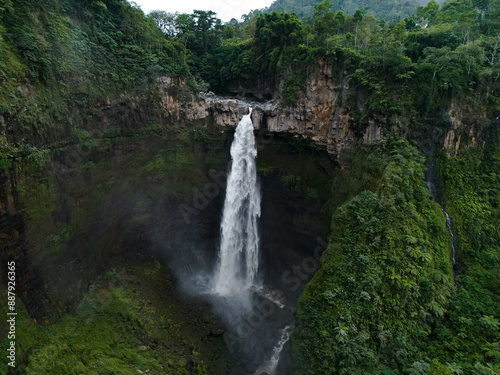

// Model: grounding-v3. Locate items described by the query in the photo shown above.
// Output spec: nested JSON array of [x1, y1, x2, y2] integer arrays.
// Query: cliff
[[2, 64, 493, 167], [187, 58, 494, 162]]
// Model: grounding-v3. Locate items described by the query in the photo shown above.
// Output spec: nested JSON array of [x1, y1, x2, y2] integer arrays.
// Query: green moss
[[281, 73, 307, 107], [0, 260, 220, 374], [257, 134, 336, 202]]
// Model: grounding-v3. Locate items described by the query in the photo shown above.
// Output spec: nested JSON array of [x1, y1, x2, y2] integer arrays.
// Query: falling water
[[442, 208, 457, 265], [212, 108, 261, 296], [427, 181, 457, 266], [252, 325, 293, 375]]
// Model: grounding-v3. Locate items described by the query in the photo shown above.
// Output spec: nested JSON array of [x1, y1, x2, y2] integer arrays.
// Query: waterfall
[[442, 208, 457, 265], [427, 181, 457, 266], [212, 108, 261, 296], [252, 325, 293, 375]]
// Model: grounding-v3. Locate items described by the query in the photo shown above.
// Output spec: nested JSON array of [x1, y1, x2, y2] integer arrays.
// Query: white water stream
[[427, 181, 457, 266], [442, 208, 457, 265], [253, 325, 293, 375], [212, 108, 261, 296], [210, 108, 292, 373]]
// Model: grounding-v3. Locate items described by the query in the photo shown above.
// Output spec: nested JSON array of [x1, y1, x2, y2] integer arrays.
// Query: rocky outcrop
[[168, 60, 493, 161], [442, 98, 493, 156], [172, 59, 384, 163], [5, 68, 485, 163]]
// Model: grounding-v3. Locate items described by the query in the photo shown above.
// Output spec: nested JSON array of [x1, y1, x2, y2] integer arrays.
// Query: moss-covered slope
[[0, 259, 233, 374], [0, 0, 188, 149]]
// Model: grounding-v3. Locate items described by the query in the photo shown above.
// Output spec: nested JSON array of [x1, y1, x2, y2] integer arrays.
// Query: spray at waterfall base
[[166, 108, 330, 371]]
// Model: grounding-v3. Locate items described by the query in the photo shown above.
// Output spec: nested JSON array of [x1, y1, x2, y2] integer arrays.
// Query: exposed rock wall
[[172, 60, 494, 160], [187, 59, 373, 162], [2, 67, 489, 162], [442, 98, 494, 156]]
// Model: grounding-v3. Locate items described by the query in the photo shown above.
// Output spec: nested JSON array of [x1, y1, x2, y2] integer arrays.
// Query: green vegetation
[[256, 133, 337, 205], [0, 259, 227, 374], [0, 0, 187, 149], [427, 137, 499, 374], [294, 138, 456, 374], [1, 1, 499, 374], [12, 125, 228, 273], [292, 137, 500, 374], [258, 0, 446, 22], [2, 0, 498, 147], [156, 0, 499, 116]]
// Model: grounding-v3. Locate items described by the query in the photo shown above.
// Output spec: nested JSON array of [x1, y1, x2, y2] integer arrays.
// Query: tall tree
[[312, 0, 337, 46], [148, 10, 178, 39]]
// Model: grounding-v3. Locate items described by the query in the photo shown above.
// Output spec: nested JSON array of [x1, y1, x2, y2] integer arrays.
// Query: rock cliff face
[[147, 59, 384, 166], [156, 59, 493, 164], [172, 59, 371, 163], [2, 67, 490, 164], [1, 65, 494, 321], [0, 119, 334, 320], [442, 99, 495, 156]]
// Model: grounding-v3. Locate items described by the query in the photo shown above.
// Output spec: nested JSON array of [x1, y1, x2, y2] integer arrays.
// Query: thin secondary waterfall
[[253, 325, 293, 375], [212, 108, 261, 296], [442, 208, 457, 265], [427, 180, 457, 266]]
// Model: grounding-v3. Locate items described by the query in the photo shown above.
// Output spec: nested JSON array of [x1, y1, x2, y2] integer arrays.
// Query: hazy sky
[[130, 0, 274, 22]]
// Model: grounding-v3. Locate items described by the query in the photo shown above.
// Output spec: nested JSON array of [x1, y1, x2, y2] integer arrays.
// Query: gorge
[[1, 0, 499, 374]]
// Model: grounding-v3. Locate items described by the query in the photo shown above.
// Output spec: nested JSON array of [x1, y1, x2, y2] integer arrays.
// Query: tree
[[192, 10, 222, 54], [253, 12, 303, 72], [356, 13, 377, 50], [254, 12, 304, 52], [175, 13, 195, 63], [434, 0, 479, 44], [416, 0, 440, 24], [455, 40, 484, 76], [352, 9, 364, 50], [483, 36, 500, 66], [148, 10, 178, 39], [312, 0, 337, 47], [422, 46, 454, 80], [392, 20, 407, 42]]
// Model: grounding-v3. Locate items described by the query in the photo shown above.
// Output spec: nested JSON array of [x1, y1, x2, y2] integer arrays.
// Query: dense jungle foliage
[[1, 259, 223, 374], [1, 0, 499, 147], [293, 138, 500, 374], [0, 0, 191, 153], [149, 0, 500, 118]]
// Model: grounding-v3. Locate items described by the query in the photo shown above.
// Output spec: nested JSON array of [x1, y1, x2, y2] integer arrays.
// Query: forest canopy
[[146, 0, 499, 118]]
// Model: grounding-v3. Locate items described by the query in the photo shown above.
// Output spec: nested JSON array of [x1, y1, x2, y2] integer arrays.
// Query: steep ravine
[[0, 110, 336, 373], [1, 70, 496, 373]]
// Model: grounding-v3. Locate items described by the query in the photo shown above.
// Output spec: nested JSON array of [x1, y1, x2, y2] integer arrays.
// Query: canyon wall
[[155, 63, 494, 163], [2, 64, 493, 165], [1, 60, 495, 319]]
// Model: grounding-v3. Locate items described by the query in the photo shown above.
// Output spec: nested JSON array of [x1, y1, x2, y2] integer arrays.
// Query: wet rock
[[210, 323, 224, 336], [363, 120, 383, 144], [202, 314, 210, 324], [245, 363, 258, 374]]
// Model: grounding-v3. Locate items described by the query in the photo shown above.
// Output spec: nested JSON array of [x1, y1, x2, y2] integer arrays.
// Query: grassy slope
[[1, 259, 231, 374]]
